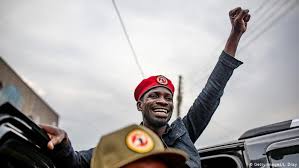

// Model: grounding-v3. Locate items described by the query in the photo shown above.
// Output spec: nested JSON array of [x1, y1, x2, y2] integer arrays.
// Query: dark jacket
[[50, 51, 243, 168]]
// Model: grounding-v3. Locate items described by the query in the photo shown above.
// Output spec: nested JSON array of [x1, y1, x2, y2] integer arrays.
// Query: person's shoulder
[[170, 117, 187, 134], [170, 117, 184, 127]]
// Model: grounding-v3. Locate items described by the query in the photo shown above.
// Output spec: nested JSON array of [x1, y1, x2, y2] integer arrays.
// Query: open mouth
[[152, 108, 168, 118]]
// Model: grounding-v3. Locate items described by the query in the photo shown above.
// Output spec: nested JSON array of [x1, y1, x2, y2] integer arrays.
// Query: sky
[[0, 0, 298, 150]]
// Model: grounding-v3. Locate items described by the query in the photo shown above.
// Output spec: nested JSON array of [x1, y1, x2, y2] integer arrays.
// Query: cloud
[[0, 0, 298, 150]]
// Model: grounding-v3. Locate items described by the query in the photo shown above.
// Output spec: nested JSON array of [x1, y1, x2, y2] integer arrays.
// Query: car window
[[267, 145, 299, 168], [201, 155, 242, 168]]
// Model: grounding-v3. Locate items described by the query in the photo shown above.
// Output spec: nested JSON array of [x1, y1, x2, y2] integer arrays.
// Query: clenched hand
[[229, 7, 251, 34]]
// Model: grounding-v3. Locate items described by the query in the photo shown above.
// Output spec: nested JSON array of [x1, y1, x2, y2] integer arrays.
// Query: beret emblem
[[126, 129, 154, 153], [156, 75, 168, 85]]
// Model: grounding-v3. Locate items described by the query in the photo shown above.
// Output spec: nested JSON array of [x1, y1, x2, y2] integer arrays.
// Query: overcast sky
[[0, 0, 298, 150]]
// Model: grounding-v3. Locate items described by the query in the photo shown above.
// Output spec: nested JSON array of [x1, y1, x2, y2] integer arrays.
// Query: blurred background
[[0, 0, 298, 150]]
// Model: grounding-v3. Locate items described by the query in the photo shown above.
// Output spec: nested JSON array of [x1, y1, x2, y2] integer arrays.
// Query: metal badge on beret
[[156, 75, 168, 85], [126, 129, 154, 153]]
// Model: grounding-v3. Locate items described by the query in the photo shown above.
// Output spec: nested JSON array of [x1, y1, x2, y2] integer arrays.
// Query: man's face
[[137, 87, 174, 128]]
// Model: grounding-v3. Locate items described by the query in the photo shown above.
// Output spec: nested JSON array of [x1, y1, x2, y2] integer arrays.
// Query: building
[[0, 56, 59, 126]]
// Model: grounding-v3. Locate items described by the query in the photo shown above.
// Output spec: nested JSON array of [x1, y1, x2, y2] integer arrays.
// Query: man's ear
[[136, 101, 143, 111]]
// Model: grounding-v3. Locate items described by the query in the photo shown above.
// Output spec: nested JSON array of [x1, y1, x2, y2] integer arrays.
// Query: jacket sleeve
[[182, 51, 243, 143], [49, 139, 93, 168]]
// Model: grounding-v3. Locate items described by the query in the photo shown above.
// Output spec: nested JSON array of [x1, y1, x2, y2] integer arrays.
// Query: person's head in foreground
[[91, 124, 187, 168]]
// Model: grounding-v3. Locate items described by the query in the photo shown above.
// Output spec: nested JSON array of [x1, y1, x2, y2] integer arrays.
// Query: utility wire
[[187, 0, 271, 86], [242, 0, 282, 41], [191, 0, 296, 87], [251, 0, 270, 14], [185, 0, 296, 138], [112, 0, 145, 78], [240, 0, 285, 46], [238, 0, 297, 53]]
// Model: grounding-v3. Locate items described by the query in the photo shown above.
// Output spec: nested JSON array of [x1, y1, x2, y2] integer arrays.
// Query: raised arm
[[182, 7, 250, 143], [224, 7, 251, 57]]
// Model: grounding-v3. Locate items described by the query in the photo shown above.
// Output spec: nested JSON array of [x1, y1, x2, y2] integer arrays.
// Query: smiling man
[[41, 7, 251, 168], [135, 76, 175, 131]]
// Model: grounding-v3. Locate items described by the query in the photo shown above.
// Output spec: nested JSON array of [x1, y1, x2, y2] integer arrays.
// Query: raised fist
[[229, 7, 251, 33]]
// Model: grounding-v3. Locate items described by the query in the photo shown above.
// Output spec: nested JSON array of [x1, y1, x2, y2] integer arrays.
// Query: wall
[[0, 57, 59, 126]]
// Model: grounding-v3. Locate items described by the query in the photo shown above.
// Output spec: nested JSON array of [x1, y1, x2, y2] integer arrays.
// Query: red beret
[[134, 75, 175, 101]]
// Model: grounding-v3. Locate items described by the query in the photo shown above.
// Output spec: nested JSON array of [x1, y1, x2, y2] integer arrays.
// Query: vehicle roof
[[198, 140, 244, 153], [198, 119, 299, 153], [238, 119, 299, 140]]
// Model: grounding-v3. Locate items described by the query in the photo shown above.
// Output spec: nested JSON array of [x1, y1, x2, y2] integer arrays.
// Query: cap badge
[[156, 76, 168, 85], [126, 129, 154, 153]]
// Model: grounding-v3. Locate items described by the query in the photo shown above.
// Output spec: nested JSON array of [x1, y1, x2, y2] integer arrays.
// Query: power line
[[184, 1, 292, 137], [248, 0, 282, 31], [183, 1, 297, 139], [241, 0, 286, 46], [190, 0, 296, 87], [112, 0, 145, 78], [238, 0, 297, 53], [187, 1, 274, 86], [251, 0, 270, 14]]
